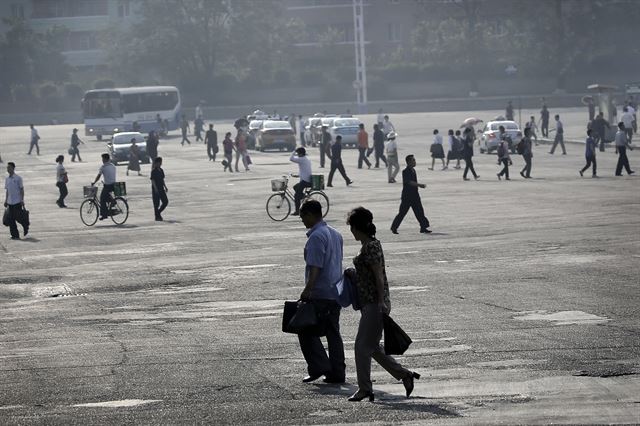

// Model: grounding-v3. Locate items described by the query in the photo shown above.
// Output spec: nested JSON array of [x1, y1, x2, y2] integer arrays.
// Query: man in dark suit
[[391, 155, 431, 234], [326, 136, 352, 187], [462, 127, 479, 181]]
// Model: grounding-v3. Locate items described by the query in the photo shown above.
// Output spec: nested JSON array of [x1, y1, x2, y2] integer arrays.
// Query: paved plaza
[[0, 108, 639, 425]]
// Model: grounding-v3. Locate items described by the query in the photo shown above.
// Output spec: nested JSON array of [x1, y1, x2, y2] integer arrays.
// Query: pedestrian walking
[[382, 115, 395, 135], [146, 130, 159, 161], [296, 199, 346, 385], [290, 147, 312, 216], [205, 124, 218, 161], [126, 139, 142, 176], [70, 128, 84, 162], [614, 122, 635, 176], [194, 117, 204, 142], [520, 128, 533, 179], [506, 100, 514, 121], [319, 126, 331, 168], [91, 154, 117, 221], [446, 129, 462, 169], [151, 157, 168, 221], [462, 128, 479, 181], [195, 101, 204, 120], [390, 155, 431, 234], [496, 126, 511, 180], [549, 114, 566, 155], [55, 155, 68, 208], [372, 124, 387, 168], [525, 116, 539, 145], [222, 132, 234, 172], [540, 104, 550, 138], [579, 129, 598, 178], [386, 132, 400, 183], [234, 129, 249, 172], [180, 115, 191, 146], [429, 129, 446, 170], [592, 112, 610, 152], [357, 124, 372, 169], [346, 206, 421, 402], [327, 135, 352, 187], [4, 162, 28, 240], [27, 124, 40, 155], [621, 107, 634, 143]]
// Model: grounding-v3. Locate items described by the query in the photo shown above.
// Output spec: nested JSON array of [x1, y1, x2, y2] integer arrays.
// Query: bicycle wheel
[[80, 199, 99, 226], [266, 193, 291, 221], [110, 197, 129, 225], [306, 191, 329, 218]]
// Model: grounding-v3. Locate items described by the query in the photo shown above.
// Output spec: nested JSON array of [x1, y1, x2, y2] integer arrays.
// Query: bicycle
[[266, 174, 329, 221], [80, 182, 129, 226]]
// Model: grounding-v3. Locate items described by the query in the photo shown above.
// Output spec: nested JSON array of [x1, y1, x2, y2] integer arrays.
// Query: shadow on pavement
[[21, 237, 40, 243], [376, 399, 461, 417]]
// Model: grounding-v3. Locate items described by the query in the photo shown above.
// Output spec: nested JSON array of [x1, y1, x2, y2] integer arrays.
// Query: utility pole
[[352, 0, 367, 113]]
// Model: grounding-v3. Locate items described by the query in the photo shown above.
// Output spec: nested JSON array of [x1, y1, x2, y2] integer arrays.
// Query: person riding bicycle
[[91, 153, 117, 221], [289, 147, 312, 216]]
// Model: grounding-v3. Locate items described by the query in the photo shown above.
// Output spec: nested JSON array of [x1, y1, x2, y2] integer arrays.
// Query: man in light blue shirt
[[297, 199, 345, 384]]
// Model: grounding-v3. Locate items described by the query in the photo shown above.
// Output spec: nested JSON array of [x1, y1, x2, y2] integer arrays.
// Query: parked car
[[256, 120, 296, 151], [479, 120, 522, 154], [304, 117, 324, 147], [330, 117, 362, 148], [246, 120, 263, 150], [108, 132, 149, 164]]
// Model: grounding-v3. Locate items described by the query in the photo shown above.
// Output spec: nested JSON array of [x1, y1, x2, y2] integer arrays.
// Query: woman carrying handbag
[[346, 207, 420, 402], [55, 155, 68, 208]]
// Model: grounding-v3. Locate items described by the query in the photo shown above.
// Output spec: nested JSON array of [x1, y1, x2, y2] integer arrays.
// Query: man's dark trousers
[[597, 132, 606, 152], [298, 299, 345, 380], [521, 155, 532, 177], [327, 159, 349, 185], [581, 155, 597, 176], [207, 143, 217, 161], [319, 143, 327, 168], [463, 156, 477, 179], [152, 189, 168, 219], [357, 148, 371, 168], [615, 146, 632, 175], [374, 145, 387, 168], [6, 203, 27, 239], [293, 180, 312, 213], [99, 184, 115, 219], [391, 195, 430, 231], [498, 158, 509, 179]]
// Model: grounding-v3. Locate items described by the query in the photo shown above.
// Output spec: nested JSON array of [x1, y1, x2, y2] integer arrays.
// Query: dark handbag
[[282, 300, 325, 336], [68, 147, 74, 155], [2, 208, 9, 227], [22, 208, 30, 228], [288, 301, 318, 333], [383, 314, 412, 355]]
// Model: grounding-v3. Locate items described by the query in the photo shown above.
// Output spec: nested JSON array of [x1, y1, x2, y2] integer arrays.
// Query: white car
[[108, 132, 149, 164], [479, 120, 522, 154], [330, 117, 362, 148]]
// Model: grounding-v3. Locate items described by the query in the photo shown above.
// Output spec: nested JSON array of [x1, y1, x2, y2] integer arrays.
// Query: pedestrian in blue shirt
[[297, 200, 346, 384], [579, 129, 598, 178]]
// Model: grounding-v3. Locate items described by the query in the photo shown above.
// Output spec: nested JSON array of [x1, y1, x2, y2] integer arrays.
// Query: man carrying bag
[[292, 199, 346, 384]]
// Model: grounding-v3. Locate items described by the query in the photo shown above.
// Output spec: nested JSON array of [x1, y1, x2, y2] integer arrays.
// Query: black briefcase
[[282, 301, 326, 336]]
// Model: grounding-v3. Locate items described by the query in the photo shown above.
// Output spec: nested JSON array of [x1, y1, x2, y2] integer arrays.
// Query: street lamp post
[[352, 0, 367, 113]]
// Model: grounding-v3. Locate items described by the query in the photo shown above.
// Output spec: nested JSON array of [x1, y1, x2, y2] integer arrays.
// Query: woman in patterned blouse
[[346, 207, 420, 402]]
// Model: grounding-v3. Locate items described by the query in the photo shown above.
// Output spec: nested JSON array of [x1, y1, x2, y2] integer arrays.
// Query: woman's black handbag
[[383, 314, 412, 355]]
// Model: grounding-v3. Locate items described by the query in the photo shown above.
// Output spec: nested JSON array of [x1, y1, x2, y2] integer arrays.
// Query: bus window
[[122, 91, 178, 114], [83, 93, 121, 118]]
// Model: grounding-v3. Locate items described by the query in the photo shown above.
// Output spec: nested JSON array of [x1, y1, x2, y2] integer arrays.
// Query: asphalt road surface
[[1, 108, 639, 425]]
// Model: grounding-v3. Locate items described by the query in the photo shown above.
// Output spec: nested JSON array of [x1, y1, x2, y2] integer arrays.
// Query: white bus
[[82, 86, 181, 140]]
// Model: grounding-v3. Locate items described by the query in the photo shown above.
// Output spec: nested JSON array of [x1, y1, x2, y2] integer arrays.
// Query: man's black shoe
[[323, 377, 345, 384], [327, 184, 333, 187], [391, 228, 398, 234], [302, 374, 324, 383], [291, 211, 299, 216], [420, 229, 432, 234], [23, 225, 29, 236], [11, 236, 20, 240], [346, 180, 353, 186]]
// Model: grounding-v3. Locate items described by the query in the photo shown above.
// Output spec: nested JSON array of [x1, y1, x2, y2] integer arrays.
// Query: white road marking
[[73, 399, 162, 408], [513, 310, 610, 325]]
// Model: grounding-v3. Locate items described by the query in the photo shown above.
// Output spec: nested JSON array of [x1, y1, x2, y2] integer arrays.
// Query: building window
[[118, 0, 131, 17], [64, 31, 100, 51], [32, 0, 109, 18], [11, 4, 25, 18], [388, 23, 401, 42]]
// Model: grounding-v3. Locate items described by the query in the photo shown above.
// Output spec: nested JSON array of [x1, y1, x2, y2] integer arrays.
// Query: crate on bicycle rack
[[83, 185, 97, 198], [271, 178, 286, 191], [113, 181, 127, 197], [311, 174, 324, 191]]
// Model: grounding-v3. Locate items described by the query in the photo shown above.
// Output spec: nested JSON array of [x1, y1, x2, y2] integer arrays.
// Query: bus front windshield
[[83, 92, 122, 118]]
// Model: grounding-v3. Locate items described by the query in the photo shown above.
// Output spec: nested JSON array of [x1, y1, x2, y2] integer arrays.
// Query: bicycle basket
[[311, 174, 324, 191], [83, 186, 97, 198], [113, 181, 127, 197], [271, 178, 286, 191]]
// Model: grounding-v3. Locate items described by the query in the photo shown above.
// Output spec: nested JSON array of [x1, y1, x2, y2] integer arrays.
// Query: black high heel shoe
[[348, 390, 375, 402], [402, 372, 421, 398]]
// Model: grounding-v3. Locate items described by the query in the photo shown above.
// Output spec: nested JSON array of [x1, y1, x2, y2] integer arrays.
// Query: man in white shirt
[[382, 115, 395, 135], [549, 114, 566, 155], [195, 101, 204, 120], [27, 124, 40, 155], [92, 153, 117, 220], [621, 107, 634, 143], [289, 147, 312, 216], [385, 132, 400, 183], [4, 162, 28, 239]]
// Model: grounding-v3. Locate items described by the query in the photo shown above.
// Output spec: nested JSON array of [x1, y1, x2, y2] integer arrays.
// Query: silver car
[[330, 117, 362, 148], [479, 121, 522, 154], [107, 132, 149, 164]]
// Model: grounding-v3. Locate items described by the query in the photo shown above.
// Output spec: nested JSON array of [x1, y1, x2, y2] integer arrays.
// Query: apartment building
[[1, 0, 137, 68]]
